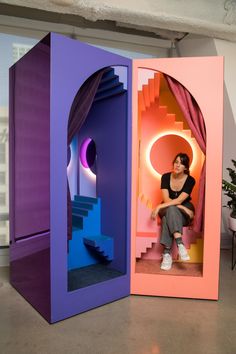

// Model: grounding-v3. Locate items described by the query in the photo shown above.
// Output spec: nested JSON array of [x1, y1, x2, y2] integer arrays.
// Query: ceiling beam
[[0, 0, 236, 42]]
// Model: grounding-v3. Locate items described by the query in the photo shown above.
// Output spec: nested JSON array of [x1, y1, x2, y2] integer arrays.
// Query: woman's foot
[[160, 253, 172, 270], [177, 243, 190, 261]]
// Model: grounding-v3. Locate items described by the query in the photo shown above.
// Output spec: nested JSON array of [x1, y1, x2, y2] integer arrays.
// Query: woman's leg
[[165, 206, 190, 261], [159, 215, 173, 270], [160, 215, 173, 249], [165, 206, 185, 235]]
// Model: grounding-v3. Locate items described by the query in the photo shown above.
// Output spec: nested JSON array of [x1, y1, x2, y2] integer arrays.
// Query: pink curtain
[[164, 74, 206, 233]]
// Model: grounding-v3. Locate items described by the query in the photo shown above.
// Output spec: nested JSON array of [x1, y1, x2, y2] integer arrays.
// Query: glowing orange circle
[[150, 134, 193, 176]]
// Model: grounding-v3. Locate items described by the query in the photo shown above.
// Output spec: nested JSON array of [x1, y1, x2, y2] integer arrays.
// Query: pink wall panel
[[131, 57, 224, 300]]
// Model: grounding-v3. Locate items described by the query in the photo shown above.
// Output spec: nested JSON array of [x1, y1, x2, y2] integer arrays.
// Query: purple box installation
[[9, 33, 132, 323]]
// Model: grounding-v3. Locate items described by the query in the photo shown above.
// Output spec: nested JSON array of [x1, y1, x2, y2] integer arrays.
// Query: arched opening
[[67, 66, 128, 291], [135, 69, 205, 277]]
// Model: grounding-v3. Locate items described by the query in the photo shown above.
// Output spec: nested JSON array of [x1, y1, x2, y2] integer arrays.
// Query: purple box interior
[[77, 87, 128, 273]]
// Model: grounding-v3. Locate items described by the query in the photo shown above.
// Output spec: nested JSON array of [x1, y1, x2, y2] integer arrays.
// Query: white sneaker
[[178, 243, 190, 261], [160, 253, 172, 270]]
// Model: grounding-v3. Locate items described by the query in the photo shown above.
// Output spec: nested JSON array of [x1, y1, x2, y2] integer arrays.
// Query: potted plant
[[222, 159, 236, 231]]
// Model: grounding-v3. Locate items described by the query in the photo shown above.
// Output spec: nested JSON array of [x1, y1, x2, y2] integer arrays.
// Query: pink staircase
[[136, 71, 203, 263], [136, 232, 158, 258]]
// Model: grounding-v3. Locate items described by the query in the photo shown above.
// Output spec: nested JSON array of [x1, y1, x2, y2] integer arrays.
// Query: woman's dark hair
[[173, 153, 190, 175]]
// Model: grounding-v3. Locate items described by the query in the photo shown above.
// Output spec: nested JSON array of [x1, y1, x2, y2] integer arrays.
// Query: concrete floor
[[0, 250, 235, 354]]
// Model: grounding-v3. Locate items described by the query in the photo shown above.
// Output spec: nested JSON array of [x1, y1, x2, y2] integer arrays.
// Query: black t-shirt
[[161, 172, 195, 204]]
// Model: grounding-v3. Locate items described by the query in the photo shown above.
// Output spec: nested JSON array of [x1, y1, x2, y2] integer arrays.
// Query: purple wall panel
[[10, 234, 51, 322], [78, 92, 128, 273], [9, 36, 51, 322], [50, 33, 131, 322], [13, 40, 50, 239]]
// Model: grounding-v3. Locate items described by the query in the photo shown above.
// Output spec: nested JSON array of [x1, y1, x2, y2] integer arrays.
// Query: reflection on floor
[[135, 259, 203, 277], [0, 251, 235, 354], [68, 264, 124, 291]]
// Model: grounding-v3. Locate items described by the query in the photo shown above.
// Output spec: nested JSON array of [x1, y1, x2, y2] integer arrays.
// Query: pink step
[[174, 121, 184, 130], [154, 73, 160, 97], [136, 233, 157, 258], [165, 113, 175, 125], [143, 85, 150, 108], [158, 106, 168, 119], [137, 198, 158, 233], [138, 91, 146, 112], [141, 228, 201, 261], [148, 78, 155, 103], [182, 129, 192, 137]]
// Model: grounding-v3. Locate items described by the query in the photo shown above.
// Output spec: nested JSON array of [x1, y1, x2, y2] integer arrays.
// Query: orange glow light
[[146, 130, 198, 179]]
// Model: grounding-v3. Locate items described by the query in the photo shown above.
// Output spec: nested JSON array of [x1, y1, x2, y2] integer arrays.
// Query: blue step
[[72, 207, 89, 216], [99, 74, 119, 85], [94, 87, 126, 103], [68, 198, 102, 270], [72, 201, 94, 210], [95, 82, 123, 96], [97, 77, 120, 93], [100, 68, 115, 81], [74, 195, 98, 204], [72, 214, 83, 229], [83, 235, 114, 261]]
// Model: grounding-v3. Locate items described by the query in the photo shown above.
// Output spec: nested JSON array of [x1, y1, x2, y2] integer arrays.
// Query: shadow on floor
[[135, 259, 203, 276], [68, 263, 124, 291]]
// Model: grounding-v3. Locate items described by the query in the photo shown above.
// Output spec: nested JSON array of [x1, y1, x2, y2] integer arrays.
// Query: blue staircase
[[68, 195, 114, 270], [83, 235, 114, 261], [94, 67, 126, 102]]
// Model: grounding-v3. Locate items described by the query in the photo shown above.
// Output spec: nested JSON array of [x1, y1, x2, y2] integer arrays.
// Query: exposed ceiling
[[0, 0, 236, 42]]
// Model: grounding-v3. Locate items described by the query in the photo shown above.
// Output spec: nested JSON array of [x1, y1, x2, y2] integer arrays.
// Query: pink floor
[[135, 259, 203, 277]]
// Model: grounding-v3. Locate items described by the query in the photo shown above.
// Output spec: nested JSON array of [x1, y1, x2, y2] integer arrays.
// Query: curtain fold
[[67, 68, 106, 241], [164, 74, 206, 232]]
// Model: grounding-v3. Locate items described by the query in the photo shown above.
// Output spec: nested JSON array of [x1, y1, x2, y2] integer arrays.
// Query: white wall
[[214, 39, 236, 245], [214, 39, 236, 123], [178, 36, 236, 245], [177, 37, 217, 57]]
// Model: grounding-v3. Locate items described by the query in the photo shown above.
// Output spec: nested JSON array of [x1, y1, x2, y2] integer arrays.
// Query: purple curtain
[[164, 74, 206, 233], [67, 69, 106, 241]]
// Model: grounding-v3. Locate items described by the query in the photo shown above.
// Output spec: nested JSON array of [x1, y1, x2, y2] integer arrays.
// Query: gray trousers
[[159, 205, 191, 248]]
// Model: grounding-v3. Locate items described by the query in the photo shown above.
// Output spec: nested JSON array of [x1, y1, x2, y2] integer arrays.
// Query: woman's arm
[[176, 204, 194, 219], [151, 190, 190, 220], [162, 189, 172, 203]]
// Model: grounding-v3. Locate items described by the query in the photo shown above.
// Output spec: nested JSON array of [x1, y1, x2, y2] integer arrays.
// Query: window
[[0, 127, 8, 143], [0, 171, 5, 185], [13, 43, 33, 62], [0, 235, 7, 246], [0, 221, 9, 247], [0, 220, 7, 227], [0, 192, 6, 206], [0, 143, 5, 164]]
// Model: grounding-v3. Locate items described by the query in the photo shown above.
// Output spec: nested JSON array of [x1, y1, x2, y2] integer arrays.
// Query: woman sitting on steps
[[151, 152, 195, 271]]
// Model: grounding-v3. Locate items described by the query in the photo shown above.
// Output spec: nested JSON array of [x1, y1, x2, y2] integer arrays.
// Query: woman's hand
[[177, 205, 194, 219], [151, 206, 159, 220]]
